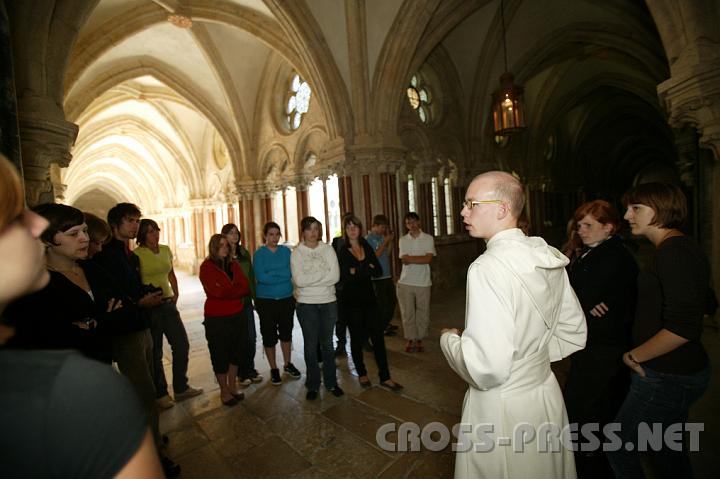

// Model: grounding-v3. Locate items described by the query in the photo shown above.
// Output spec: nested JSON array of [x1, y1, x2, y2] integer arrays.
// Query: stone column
[[18, 114, 78, 205]]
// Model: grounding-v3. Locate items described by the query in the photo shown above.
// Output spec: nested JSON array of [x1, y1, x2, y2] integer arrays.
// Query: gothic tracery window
[[287, 73, 311, 130], [406, 74, 432, 123]]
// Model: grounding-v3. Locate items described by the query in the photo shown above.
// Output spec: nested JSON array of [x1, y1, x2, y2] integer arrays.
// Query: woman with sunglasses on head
[[222, 223, 262, 385], [607, 183, 711, 479], [199, 234, 249, 406], [3, 203, 120, 363], [337, 215, 403, 391], [0, 155, 163, 477], [135, 219, 203, 409]]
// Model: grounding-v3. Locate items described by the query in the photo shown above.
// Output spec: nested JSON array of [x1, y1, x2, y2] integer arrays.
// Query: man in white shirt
[[440, 171, 586, 479], [397, 212, 436, 353]]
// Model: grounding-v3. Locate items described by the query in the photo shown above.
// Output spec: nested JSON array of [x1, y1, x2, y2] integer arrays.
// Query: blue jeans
[[149, 301, 190, 397], [607, 366, 710, 478], [296, 302, 338, 391]]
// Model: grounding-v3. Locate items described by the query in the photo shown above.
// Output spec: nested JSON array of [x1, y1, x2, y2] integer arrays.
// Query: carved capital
[[17, 115, 78, 205], [658, 58, 720, 162]]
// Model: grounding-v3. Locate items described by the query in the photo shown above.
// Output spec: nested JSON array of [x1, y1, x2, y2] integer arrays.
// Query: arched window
[[286, 73, 312, 130], [406, 74, 432, 123]]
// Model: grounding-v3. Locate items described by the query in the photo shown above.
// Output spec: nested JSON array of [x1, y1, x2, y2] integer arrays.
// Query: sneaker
[[249, 370, 263, 384], [174, 386, 204, 400], [270, 368, 282, 385], [284, 363, 301, 379], [306, 390, 318, 401], [237, 377, 252, 387], [334, 344, 347, 357], [331, 386, 344, 397]]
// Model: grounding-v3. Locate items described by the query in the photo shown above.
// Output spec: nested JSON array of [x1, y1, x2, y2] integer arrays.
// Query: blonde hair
[[0, 155, 25, 232]]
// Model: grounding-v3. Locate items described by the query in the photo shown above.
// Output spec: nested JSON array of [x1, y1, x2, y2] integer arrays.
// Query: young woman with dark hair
[[3, 203, 119, 362], [199, 234, 249, 406], [291, 216, 343, 400], [253, 222, 301, 385], [135, 219, 202, 409], [337, 215, 403, 391], [221, 223, 262, 385], [608, 183, 711, 478]]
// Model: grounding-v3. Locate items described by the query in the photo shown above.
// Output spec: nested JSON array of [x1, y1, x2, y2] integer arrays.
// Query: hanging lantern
[[492, 72, 526, 135], [491, 0, 526, 137]]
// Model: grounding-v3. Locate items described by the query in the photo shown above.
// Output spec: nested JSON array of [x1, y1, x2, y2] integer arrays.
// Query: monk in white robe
[[441, 172, 586, 479]]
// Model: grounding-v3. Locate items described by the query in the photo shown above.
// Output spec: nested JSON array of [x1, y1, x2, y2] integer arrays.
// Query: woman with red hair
[[563, 199, 639, 474]]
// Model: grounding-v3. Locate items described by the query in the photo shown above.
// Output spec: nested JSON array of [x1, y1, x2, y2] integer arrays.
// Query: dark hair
[[342, 214, 363, 244], [262, 221, 281, 238], [137, 219, 160, 246], [221, 223, 240, 251], [623, 182, 687, 229], [404, 212, 420, 221], [300, 216, 321, 232], [84, 212, 111, 244], [32, 203, 85, 245], [372, 214, 389, 226], [107, 202, 141, 229], [207, 234, 230, 270], [573, 200, 621, 235]]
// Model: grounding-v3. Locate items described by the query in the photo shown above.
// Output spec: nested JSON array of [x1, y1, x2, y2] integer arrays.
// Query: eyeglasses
[[462, 199, 503, 209]]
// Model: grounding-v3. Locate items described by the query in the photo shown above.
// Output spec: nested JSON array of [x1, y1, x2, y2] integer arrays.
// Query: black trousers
[[203, 313, 246, 374], [345, 301, 390, 382]]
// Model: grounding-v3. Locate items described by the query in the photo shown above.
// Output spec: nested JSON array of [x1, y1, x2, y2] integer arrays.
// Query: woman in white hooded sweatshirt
[[291, 216, 343, 400]]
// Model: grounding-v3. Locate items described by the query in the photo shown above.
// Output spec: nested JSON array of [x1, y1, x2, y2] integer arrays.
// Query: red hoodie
[[199, 259, 249, 317]]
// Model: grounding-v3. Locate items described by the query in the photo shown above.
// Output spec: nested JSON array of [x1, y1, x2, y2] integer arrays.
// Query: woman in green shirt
[[222, 223, 262, 384], [135, 219, 203, 409]]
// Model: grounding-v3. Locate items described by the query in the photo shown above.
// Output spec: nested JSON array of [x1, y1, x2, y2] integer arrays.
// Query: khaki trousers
[[396, 283, 431, 340]]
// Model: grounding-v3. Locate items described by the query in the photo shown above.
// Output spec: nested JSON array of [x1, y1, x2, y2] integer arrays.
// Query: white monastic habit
[[441, 228, 586, 479]]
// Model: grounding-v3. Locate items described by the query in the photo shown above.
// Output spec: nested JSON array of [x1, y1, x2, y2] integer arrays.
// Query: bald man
[[440, 171, 586, 479]]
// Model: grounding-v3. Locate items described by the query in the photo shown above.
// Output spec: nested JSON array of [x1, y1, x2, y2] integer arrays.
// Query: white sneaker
[[174, 386, 204, 400], [156, 395, 175, 410]]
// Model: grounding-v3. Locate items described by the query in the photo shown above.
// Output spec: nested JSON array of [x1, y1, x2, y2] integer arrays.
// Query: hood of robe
[[484, 228, 570, 326]]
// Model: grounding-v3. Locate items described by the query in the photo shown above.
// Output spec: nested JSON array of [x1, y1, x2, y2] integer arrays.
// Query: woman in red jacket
[[199, 234, 249, 406]]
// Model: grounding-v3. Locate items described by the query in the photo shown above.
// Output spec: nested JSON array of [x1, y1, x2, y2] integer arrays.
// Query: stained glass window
[[406, 74, 432, 123], [287, 73, 311, 130]]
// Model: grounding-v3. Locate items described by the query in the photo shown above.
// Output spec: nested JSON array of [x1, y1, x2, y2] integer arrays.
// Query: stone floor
[[160, 271, 719, 478]]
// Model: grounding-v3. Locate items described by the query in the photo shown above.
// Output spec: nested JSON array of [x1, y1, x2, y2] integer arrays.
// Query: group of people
[[441, 171, 713, 479], [202, 214, 411, 403], [2, 149, 714, 478], [0, 196, 204, 476]]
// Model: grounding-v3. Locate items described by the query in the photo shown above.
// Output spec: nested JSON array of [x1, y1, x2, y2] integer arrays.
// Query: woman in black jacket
[[563, 200, 638, 472], [337, 215, 403, 391]]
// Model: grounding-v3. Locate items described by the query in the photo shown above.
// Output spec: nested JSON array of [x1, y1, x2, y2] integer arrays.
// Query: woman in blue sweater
[[253, 222, 301, 385]]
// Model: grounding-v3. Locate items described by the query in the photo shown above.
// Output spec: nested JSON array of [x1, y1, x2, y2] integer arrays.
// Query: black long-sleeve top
[[568, 235, 638, 350], [336, 238, 382, 307], [633, 235, 709, 374], [2, 271, 110, 362]]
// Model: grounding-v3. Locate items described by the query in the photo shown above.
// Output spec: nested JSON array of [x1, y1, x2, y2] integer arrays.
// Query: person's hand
[[441, 328, 461, 336], [401, 256, 410, 265], [590, 302, 609, 317], [72, 319, 97, 330], [349, 267, 356, 275], [139, 291, 163, 308], [106, 298, 123, 312], [623, 351, 646, 377], [172, 294, 179, 304], [383, 231, 394, 244]]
